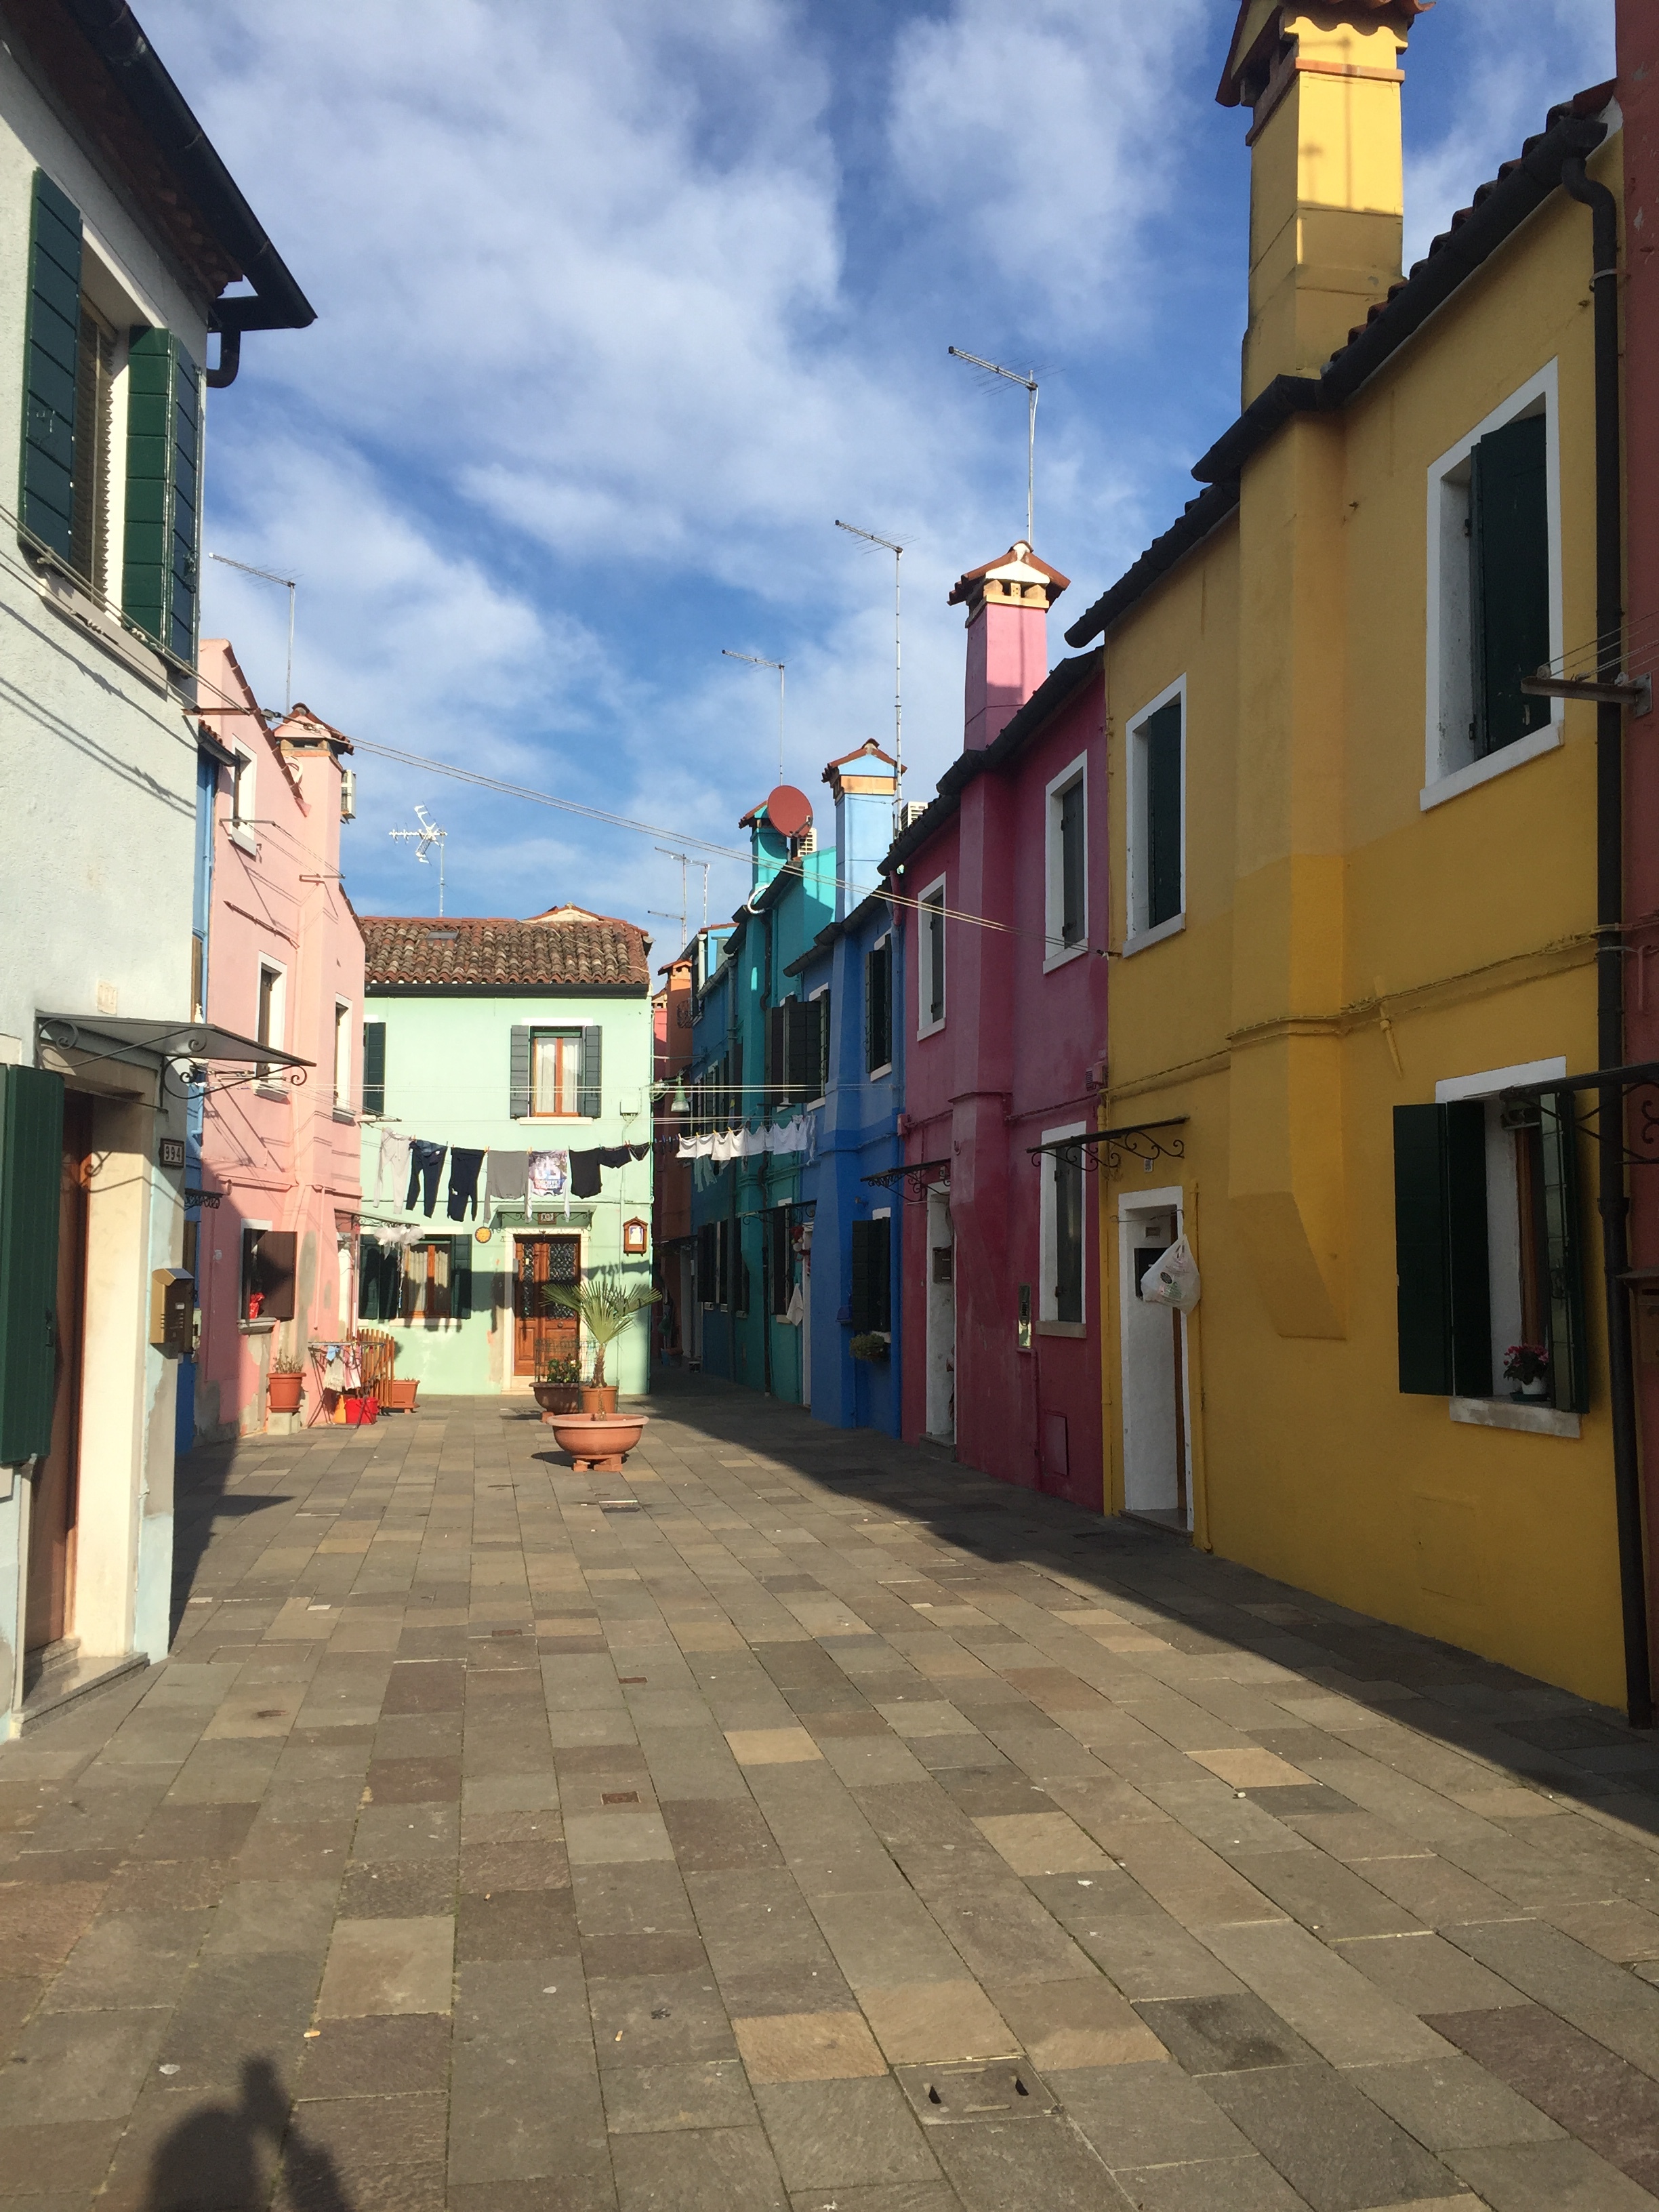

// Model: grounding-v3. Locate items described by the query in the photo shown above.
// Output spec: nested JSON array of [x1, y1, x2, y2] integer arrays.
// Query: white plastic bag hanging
[[1140, 1233, 1200, 1313]]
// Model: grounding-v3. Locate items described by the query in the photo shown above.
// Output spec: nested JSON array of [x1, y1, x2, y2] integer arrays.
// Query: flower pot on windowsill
[[849, 1334, 890, 1364], [267, 1371, 303, 1415], [1517, 1377, 1550, 1401]]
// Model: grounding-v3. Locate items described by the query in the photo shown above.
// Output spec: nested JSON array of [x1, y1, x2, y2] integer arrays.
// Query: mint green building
[[355, 906, 656, 1397]]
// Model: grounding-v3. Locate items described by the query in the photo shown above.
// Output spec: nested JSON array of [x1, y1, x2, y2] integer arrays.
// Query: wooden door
[[514, 1235, 581, 1377], [27, 1092, 90, 1651]]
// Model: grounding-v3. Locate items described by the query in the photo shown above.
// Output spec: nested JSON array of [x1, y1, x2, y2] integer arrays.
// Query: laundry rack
[[305, 1330, 398, 1425]]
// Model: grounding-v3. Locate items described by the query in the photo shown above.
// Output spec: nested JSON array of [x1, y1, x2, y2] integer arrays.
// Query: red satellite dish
[[764, 785, 813, 839]]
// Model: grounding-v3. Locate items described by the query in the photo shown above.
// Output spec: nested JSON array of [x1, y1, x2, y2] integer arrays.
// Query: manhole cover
[[893, 2061, 1057, 2123]]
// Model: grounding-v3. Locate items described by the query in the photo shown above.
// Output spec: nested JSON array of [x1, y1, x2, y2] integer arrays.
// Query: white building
[[0, 1, 311, 1735]]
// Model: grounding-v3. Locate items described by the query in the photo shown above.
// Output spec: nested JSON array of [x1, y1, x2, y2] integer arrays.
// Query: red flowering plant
[[1502, 1344, 1550, 1387]]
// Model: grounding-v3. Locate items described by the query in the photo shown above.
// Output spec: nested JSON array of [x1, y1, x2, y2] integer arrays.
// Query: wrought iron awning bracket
[[1498, 1073, 1659, 1169], [861, 1160, 949, 1206], [1028, 1118, 1187, 1180]]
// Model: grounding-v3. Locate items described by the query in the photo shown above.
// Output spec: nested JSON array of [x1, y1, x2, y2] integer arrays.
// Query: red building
[[887, 543, 1108, 1506]]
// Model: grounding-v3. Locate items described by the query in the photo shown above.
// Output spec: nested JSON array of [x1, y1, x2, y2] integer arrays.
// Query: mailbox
[[150, 1268, 195, 1355]]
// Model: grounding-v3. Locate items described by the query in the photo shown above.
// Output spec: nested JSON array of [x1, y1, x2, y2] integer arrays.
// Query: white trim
[[1450, 1396, 1581, 1440], [255, 958, 287, 1055], [1435, 1056, 1566, 1103], [333, 998, 352, 1111], [1124, 674, 1186, 948], [1423, 359, 1563, 800], [1043, 750, 1090, 974], [1039, 1121, 1088, 1326], [917, 873, 947, 1039]]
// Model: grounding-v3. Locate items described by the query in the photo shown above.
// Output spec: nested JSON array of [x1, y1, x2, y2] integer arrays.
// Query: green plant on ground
[[542, 1269, 661, 1389]]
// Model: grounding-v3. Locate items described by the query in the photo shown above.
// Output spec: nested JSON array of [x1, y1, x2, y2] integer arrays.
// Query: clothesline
[[373, 1130, 652, 1224], [677, 1116, 813, 1163]]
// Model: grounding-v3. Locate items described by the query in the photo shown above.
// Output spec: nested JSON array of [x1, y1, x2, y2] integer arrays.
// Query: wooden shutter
[[1060, 780, 1085, 945], [785, 998, 811, 1103], [1054, 1150, 1084, 1324], [578, 1024, 602, 1118], [1540, 1092, 1587, 1412], [255, 1230, 297, 1322], [1393, 1105, 1452, 1394], [1144, 700, 1182, 928], [20, 170, 82, 562], [851, 1218, 884, 1332], [508, 1023, 531, 1118], [451, 1237, 473, 1322], [811, 993, 830, 1098], [926, 899, 945, 1023], [1443, 1101, 1492, 1398], [123, 327, 202, 663], [363, 1021, 386, 1116], [865, 941, 892, 1073], [1471, 413, 1550, 758], [0, 1067, 66, 1462]]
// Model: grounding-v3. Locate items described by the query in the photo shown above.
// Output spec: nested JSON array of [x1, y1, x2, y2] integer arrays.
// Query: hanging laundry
[[710, 1130, 737, 1166], [784, 1282, 804, 1326], [376, 1128, 410, 1202], [407, 1139, 447, 1217], [677, 1133, 710, 1161], [596, 1145, 633, 1171], [569, 1149, 603, 1200], [628, 1143, 651, 1163], [447, 1147, 486, 1222], [486, 1151, 529, 1205]]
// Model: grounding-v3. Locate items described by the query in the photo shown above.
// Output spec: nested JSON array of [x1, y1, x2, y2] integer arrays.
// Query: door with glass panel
[[514, 1234, 581, 1377]]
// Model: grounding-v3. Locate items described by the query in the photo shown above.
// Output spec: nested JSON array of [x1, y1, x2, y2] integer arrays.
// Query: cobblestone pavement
[[9, 1379, 1659, 2211]]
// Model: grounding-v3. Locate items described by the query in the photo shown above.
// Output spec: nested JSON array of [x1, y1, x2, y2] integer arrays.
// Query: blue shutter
[[0, 1067, 65, 1462], [20, 171, 82, 561], [578, 1025, 602, 1118]]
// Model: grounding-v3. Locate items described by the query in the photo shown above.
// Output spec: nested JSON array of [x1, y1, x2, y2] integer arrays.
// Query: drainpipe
[[1562, 153, 1653, 1729]]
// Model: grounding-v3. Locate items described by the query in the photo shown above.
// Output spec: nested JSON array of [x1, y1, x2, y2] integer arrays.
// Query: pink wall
[[193, 642, 367, 1437], [1618, 1, 1659, 1666], [896, 562, 1108, 1507]]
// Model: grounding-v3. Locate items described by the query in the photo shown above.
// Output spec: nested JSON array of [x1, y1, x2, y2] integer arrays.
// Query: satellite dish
[[765, 785, 813, 839]]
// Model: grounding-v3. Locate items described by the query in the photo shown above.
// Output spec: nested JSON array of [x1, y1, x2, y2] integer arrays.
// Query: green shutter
[[363, 1021, 386, 1117], [451, 1239, 472, 1322], [20, 170, 83, 562], [1471, 413, 1550, 757], [578, 1025, 602, 1118], [1394, 1104, 1452, 1394], [1540, 1092, 1587, 1412], [1060, 780, 1085, 945], [508, 1023, 530, 1118], [1145, 699, 1182, 928], [865, 942, 893, 1073], [123, 327, 201, 665], [1444, 1101, 1492, 1398], [0, 1066, 65, 1462], [1054, 1149, 1084, 1324]]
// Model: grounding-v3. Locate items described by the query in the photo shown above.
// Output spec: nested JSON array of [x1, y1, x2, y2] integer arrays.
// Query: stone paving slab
[[6, 1374, 1659, 2207]]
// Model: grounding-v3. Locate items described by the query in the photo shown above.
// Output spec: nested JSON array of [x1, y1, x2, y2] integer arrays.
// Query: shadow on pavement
[[168, 1441, 290, 1643], [143, 2057, 352, 2212]]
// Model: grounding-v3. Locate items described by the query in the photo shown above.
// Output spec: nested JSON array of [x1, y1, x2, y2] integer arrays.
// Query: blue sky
[[144, 0, 1614, 947]]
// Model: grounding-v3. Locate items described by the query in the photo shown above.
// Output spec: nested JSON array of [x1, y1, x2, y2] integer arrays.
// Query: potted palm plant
[[544, 1269, 661, 1416]]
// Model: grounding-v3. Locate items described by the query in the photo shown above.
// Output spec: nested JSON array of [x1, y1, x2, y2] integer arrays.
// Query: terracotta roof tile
[[359, 909, 651, 993]]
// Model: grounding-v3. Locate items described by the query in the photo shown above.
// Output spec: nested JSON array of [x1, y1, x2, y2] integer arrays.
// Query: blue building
[[687, 745, 904, 1433]]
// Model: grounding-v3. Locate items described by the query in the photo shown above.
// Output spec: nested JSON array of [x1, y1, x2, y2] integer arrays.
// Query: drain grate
[[893, 2061, 1057, 2123]]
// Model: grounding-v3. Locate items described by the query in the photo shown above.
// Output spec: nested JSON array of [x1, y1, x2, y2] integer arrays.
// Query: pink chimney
[[948, 540, 1069, 751]]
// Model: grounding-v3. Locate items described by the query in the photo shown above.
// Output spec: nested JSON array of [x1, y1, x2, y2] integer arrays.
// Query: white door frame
[[1115, 1183, 1192, 1528], [925, 1183, 955, 1443]]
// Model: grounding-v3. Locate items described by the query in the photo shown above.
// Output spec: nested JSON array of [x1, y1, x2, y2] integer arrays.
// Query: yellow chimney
[[1220, 1, 1423, 405]]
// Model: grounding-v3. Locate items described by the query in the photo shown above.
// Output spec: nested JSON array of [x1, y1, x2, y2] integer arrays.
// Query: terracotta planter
[[267, 1372, 303, 1414], [382, 1378, 420, 1413], [580, 1385, 619, 1417], [548, 1410, 647, 1473], [533, 1382, 581, 1421]]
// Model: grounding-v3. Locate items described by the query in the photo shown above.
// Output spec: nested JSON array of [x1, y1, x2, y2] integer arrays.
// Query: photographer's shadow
[[143, 2057, 352, 2212]]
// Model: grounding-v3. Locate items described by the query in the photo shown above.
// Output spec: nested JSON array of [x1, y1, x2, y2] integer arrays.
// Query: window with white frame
[[1425, 363, 1562, 805], [1040, 1124, 1087, 1327], [230, 747, 257, 841], [865, 934, 893, 1075], [1044, 754, 1088, 968], [333, 1000, 352, 1109], [1126, 678, 1185, 948], [918, 876, 946, 1036], [255, 961, 285, 1078], [532, 1028, 583, 1115]]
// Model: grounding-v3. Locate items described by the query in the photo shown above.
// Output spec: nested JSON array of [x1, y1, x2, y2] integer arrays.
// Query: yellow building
[[1071, 3, 1633, 1708]]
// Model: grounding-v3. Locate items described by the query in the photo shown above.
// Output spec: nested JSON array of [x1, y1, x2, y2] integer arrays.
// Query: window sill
[[1122, 914, 1185, 958], [33, 560, 169, 691], [1450, 1394, 1581, 1439], [226, 825, 260, 856], [867, 1063, 893, 1082], [1420, 720, 1562, 811], [239, 1318, 277, 1336], [1042, 941, 1090, 975], [332, 1107, 356, 1124], [916, 1018, 946, 1042], [1037, 1319, 1087, 1339], [253, 1083, 289, 1102]]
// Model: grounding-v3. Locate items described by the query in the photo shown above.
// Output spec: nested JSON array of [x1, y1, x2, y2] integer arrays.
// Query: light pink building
[[188, 642, 366, 1439]]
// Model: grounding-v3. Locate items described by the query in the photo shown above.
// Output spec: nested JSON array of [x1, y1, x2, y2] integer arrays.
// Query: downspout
[[1562, 152, 1653, 1728], [761, 910, 774, 1399]]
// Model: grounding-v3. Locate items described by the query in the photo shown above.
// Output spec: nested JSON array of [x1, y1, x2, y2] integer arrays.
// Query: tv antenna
[[722, 649, 785, 780], [389, 805, 448, 914], [835, 520, 905, 807], [209, 552, 297, 713], [949, 346, 1039, 546], [653, 846, 710, 949]]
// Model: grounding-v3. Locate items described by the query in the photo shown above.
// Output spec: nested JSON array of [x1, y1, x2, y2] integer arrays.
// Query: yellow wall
[[1099, 136, 1624, 1706]]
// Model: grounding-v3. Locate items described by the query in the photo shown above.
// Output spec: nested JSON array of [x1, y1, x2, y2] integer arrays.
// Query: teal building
[[356, 906, 656, 1397]]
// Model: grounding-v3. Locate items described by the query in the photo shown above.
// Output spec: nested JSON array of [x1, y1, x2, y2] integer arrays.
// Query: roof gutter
[[58, 0, 315, 384]]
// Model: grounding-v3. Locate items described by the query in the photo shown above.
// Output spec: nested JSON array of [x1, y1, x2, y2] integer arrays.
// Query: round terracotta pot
[[268, 1372, 303, 1414], [533, 1382, 581, 1422], [580, 1385, 619, 1417], [548, 1411, 647, 1473]]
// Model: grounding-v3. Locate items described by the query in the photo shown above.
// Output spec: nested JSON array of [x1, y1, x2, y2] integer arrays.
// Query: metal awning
[[1027, 1119, 1187, 1176], [37, 1015, 311, 1068], [861, 1160, 949, 1205]]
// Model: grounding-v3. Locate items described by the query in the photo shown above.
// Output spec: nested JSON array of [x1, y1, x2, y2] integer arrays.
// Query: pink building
[[188, 643, 366, 1439], [887, 544, 1109, 1506]]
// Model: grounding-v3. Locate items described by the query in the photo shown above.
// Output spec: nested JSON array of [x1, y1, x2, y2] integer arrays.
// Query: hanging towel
[[710, 1130, 737, 1166], [407, 1139, 446, 1217], [784, 1282, 804, 1326], [486, 1150, 529, 1205], [376, 1128, 410, 1202], [447, 1146, 486, 1221], [569, 1148, 603, 1199]]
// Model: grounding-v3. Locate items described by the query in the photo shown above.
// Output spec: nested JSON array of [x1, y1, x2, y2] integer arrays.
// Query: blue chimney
[[823, 743, 899, 921]]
